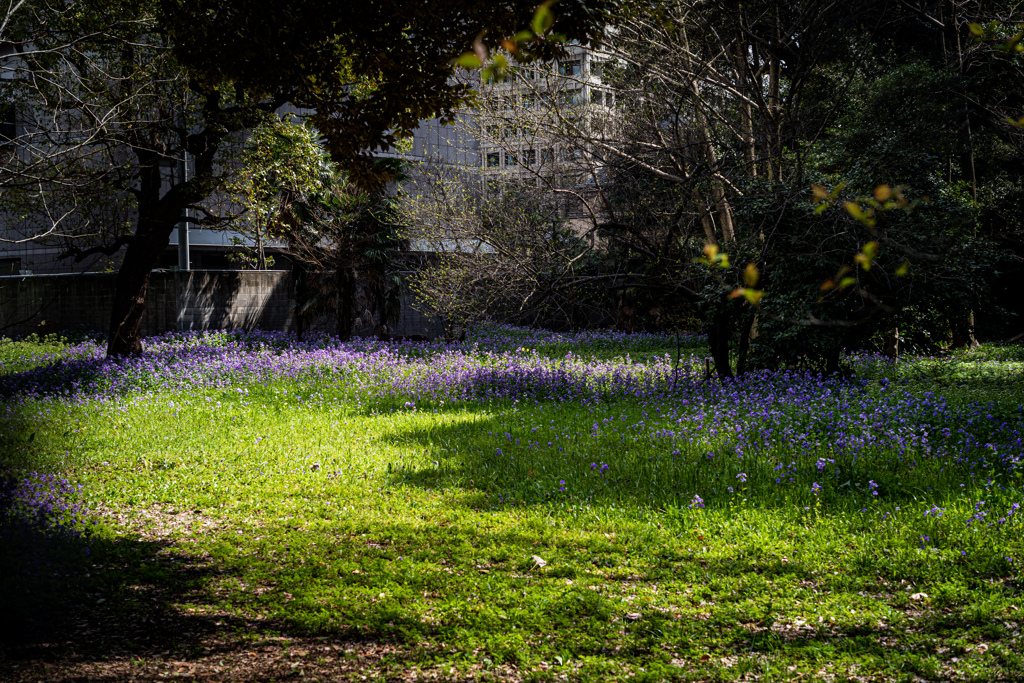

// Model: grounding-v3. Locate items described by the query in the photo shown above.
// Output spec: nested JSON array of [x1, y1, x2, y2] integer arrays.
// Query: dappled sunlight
[[2, 327, 1023, 680]]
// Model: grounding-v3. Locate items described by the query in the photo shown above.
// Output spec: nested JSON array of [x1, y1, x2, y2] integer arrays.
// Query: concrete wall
[[0, 270, 440, 339], [176, 270, 293, 332]]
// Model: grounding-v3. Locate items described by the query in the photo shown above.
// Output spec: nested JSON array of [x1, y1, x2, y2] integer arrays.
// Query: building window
[[541, 148, 554, 164], [505, 151, 518, 166], [485, 125, 500, 140], [559, 89, 582, 105], [591, 90, 603, 106], [559, 59, 581, 77], [524, 149, 537, 165], [486, 152, 501, 168]]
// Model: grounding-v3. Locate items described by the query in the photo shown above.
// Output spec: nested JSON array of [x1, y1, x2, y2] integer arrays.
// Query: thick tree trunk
[[883, 324, 899, 359], [707, 306, 734, 379], [951, 310, 980, 349], [107, 221, 175, 356]]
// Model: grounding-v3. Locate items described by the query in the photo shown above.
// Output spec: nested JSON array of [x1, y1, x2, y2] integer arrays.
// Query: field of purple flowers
[[2, 326, 1023, 681]]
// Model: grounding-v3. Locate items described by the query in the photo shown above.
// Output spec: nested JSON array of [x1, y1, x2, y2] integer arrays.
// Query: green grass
[[2, 337, 1023, 682]]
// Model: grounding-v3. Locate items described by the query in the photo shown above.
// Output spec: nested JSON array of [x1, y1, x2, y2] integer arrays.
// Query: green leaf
[[456, 53, 482, 69], [968, 23, 985, 36], [532, 2, 555, 35], [514, 30, 535, 43]]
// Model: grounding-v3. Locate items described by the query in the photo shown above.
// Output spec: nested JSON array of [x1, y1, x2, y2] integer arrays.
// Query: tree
[[159, 0, 611, 188], [281, 158, 408, 341], [2, 0, 608, 356], [463, 0, 1023, 374], [223, 115, 327, 271], [404, 163, 600, 339], [0, 0, 284, 355]]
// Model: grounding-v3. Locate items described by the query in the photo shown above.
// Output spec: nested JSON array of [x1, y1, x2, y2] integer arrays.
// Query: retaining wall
[[0, 270, 439, 339]]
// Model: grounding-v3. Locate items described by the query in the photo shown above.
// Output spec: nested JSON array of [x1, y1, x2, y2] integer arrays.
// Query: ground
[[1, 327, 1023, 682]]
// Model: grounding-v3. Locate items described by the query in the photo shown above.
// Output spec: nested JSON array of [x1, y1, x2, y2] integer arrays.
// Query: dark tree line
[[443, 0, 1024, 374]]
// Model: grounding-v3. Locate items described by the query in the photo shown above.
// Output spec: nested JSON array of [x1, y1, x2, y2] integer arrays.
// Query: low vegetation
[[2, 327, 1023, 682]]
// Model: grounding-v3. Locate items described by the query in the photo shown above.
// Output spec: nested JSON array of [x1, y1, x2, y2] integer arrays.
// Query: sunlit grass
[[2, 331, 1023, 681]]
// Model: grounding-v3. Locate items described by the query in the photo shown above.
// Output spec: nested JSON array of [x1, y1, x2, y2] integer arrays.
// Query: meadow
[[1, 326, 1023, 682]]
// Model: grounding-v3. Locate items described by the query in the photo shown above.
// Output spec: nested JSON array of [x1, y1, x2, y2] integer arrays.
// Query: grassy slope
[[1, 337, 1023, 682]]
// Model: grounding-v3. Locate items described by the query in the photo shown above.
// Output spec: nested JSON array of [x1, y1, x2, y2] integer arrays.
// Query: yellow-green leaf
[[968, 22, 985, 36], [743, 263, 759, 288], [743, 289, 764, 304], [873, 185, 892, 201], [456, 53, 482, 69], [839, 276, 856, 289], [895, 260, 910, 276]]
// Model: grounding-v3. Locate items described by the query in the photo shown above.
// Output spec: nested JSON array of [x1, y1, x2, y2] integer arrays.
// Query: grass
[[1, 328, 1023, 682]]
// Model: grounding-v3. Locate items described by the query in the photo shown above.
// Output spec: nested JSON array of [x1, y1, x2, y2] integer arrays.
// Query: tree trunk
[[951, 309, 980, 349], [256, 221, 267, 270], [107, 221, 175, 356], [706, 305, 734, 379], [883, 323, 899, 359]]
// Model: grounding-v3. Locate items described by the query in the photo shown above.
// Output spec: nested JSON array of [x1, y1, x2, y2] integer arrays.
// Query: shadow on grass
[[0, 529, 233, 660], [381, 405, 998, 514]]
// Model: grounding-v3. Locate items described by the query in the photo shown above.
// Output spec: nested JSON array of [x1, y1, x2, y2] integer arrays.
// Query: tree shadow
[[0, 531, 230, 658]]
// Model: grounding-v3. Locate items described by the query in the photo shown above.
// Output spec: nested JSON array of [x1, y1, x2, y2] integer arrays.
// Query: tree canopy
[[159, 0, 611, 187]]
